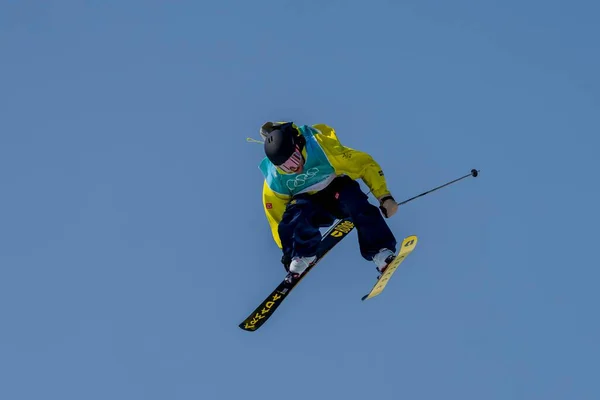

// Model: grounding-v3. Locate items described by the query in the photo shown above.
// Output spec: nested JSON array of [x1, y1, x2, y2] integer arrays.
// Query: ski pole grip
[[380, 205, 388, 218], [379, 195, 394, 218]]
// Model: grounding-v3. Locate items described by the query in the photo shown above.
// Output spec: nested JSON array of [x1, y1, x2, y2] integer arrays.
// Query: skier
[[258, 121, 400, 282]]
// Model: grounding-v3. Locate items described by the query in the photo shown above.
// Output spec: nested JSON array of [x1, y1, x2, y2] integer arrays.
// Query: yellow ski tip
[[361, 235, 418, 301]]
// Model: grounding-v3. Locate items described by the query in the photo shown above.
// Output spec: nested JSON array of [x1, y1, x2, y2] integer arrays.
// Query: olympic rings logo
[[285, 168, 320, 190]]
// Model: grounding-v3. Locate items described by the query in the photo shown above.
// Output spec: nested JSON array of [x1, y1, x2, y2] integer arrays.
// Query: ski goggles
[[277, 145, 304, 173]]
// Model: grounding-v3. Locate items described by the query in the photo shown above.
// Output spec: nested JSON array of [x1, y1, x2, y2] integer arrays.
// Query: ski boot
[[372, 248, 396, 279], [284, 255, 317, 284]]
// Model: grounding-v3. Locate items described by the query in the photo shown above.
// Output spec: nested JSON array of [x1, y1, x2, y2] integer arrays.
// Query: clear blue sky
[[1, 1, 598, 399]]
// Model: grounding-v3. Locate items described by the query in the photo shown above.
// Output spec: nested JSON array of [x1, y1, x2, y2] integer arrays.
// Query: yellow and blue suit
[[259, 123, 397, 262]]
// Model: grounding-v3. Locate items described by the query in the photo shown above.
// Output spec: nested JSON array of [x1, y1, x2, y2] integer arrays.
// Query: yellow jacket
[[260, 123, 392, 248]]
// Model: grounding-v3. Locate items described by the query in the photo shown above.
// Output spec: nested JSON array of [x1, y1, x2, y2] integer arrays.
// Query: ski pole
[[373, 169, 479, 217], [398, 168, 480, 206]]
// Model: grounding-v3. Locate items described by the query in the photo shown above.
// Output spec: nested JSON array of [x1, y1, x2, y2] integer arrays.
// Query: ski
[[239, 218, 355, 332], [361, 235, 418, 301]]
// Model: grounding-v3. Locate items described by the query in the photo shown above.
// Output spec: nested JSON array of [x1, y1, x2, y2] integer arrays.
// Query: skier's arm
[[314, 125, 392, 200], [262, 180, 289, 249], [335, 148, 391, 200]]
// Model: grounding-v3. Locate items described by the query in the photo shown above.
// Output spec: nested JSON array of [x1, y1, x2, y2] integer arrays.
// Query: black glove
[[378, 195, 398, 218]]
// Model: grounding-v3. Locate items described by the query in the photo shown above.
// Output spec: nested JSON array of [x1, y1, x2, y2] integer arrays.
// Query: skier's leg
[[334, 176, 397, 261], [278, 196, 333, 275]]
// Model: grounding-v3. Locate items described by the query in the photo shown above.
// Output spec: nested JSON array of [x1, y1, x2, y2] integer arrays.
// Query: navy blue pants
[[278, 176, 397, 263]]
